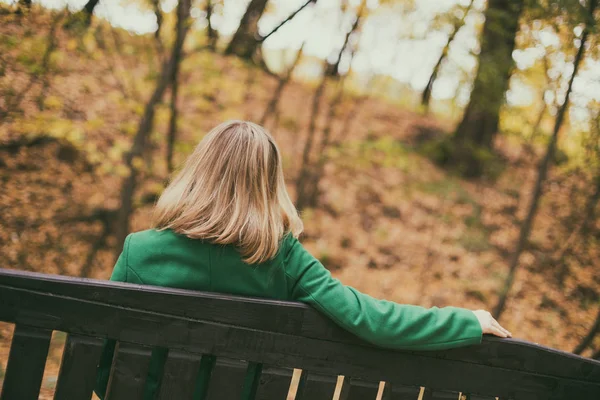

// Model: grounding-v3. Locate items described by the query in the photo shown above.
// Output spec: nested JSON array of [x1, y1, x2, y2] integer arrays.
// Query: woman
[[96, 120, 510, 399]]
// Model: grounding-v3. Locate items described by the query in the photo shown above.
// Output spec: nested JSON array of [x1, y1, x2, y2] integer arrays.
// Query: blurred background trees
[[1, 0, 600, 371]]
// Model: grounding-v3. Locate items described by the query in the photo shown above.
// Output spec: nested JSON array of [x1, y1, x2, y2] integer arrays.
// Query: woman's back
[[115, 229, 289, 301]]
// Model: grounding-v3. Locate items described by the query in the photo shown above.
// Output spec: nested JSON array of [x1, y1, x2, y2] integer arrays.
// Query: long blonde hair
[[153, 120, 303, 264]]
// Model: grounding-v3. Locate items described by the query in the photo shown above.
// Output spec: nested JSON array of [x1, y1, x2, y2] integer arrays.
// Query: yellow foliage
[[43, 96, 63, 110], [66, 39, 77, 51], [115, 164, 131, 177], [108, 146, 123, 162], [131, 156, 144, 171]]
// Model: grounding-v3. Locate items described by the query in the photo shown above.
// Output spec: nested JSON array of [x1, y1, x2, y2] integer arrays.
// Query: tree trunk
[[166, 50, 183, 173], [259, 43, 304, 126], [114, 0, 192, 258], [421, 0, 473, 112], [296, 65, 328, 211], [452, 0, 524, 174], [303, 77, 348, 207], [80, 0, 100, 26], [224, 0, 269, 60], [325, 0, 365, 77], [492, 0, 594, 319], [152, 0, 163, 43], [573, 307, 600, 355], [206, 0, 218, 50]]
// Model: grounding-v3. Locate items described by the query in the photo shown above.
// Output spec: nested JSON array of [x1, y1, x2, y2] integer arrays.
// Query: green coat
[[96, 229, 482, 399]]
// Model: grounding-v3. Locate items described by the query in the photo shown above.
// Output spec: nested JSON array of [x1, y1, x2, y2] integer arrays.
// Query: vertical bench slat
[[157, 349, 202, 400], [381, 382, 421, 400], [54, 334, 104, 400], [423, 388, 461, 400], [205, 358, 248, 400], [0, 324, 52, 400], [295, 371, 338, 400], [339, 377, 380, 400], [254, 366, 294, 400], [106, 341, 152, 400]]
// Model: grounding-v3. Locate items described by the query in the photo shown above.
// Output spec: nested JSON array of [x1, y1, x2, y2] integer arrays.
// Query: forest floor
[[0, 8, 599, 398]]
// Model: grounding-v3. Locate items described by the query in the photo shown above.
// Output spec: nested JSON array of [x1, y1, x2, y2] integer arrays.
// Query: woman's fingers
[[492, 318, 512, 337], [491, 325, 509, 338], [472, 310, 513, 338]]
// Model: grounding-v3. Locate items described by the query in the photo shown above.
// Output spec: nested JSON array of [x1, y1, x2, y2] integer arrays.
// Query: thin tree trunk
[[325, 0, 365, 77], [259, 0, 316, 44], [224, 0, 269, 60], [452, 0, 524, 176], [151, 0, 164, 56], [303, 77, 348, 206], [421, 0, 473, 112], [37, 12, 62, 110], [492, 0, 595, 319], [114, 0, 192, 258], [259, 43, 304, 126], [296, 66, 328, 211], [206, 0, 218, 50], [573, 307, 600, 355], [75, 0, 100, 26], [166, 55, 182, 173]]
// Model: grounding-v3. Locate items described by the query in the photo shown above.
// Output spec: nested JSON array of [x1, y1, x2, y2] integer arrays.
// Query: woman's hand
[[473, 310, 512, 338]]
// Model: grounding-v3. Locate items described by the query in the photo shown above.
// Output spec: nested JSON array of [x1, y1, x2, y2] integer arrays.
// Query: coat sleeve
[[283, 236, 482, 351]]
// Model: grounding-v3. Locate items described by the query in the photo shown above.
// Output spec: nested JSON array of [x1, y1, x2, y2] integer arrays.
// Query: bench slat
[[205, 358, 248, 400], [381, 382, 421, 400], [54, 334, 104, 400], [423, 388, 460, 400], [106, 342, 152, 400], [1, 324, 51, 400], [255, 366, 293, 400], [295, 371, 338, 400], [157, 349, 202, 400], [340, 377, 380, 400]]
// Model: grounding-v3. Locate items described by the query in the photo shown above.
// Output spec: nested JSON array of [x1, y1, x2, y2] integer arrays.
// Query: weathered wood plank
[[106, 342, 152, 400], [381, 382, 421, 400], [423, 388, 460, 400], [205, 358, 248, 400], [1, 283, 599, 399], [295, 371, 338, 400], [0, 324, 51, 400], [1, 269, 600, 400], [464, 395, 498, 400], [339, 377, 380, 400], [1, 268, 598, 387], [157, 349, 202, 400], [255, 366, 293, 400], [54, 334, 104, 400]]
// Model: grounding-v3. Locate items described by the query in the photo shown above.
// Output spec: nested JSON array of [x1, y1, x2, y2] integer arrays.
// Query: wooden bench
[[0, 268, 599, 400]]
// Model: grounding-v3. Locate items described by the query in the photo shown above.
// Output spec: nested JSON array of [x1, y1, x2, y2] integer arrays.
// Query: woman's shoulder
[[126, 228, 186, 255]]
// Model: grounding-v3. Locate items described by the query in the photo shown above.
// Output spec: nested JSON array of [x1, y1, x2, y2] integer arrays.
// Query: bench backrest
[[0, 268, 599, 400]]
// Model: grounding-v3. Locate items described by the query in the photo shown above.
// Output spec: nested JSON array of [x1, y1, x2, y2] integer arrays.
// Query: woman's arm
[[283, 236, 484, 351]]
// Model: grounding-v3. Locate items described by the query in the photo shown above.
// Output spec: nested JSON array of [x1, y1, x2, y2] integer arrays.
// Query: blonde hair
[[153, 120, 303, 264]]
